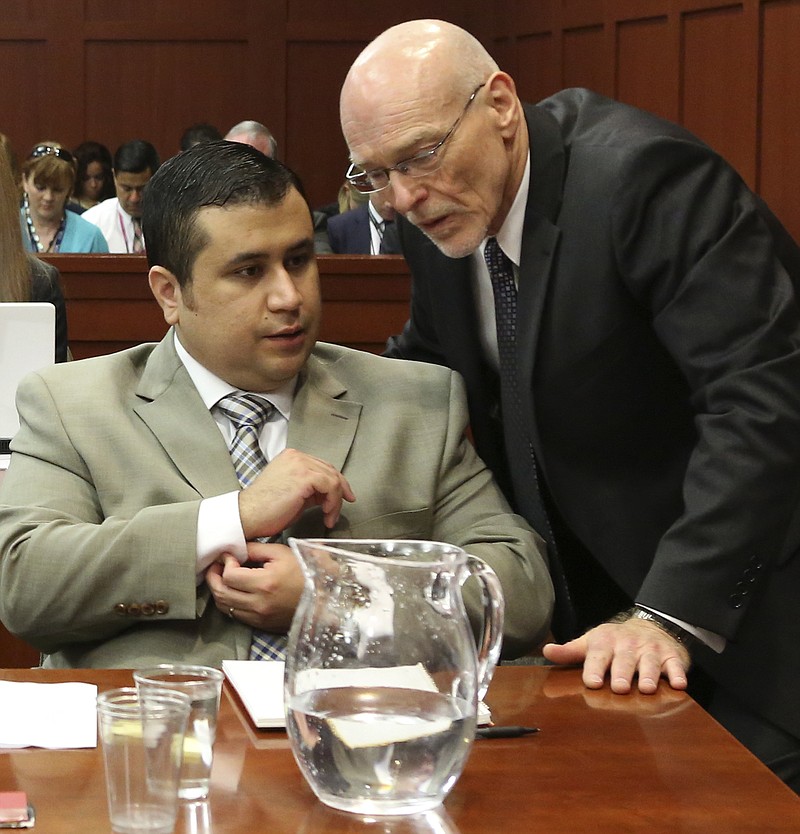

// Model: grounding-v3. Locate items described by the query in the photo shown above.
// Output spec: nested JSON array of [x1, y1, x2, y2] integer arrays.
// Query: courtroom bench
[[40, 254, 411, 360]]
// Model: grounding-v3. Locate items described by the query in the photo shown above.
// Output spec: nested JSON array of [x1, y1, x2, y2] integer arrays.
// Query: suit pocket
[[335, 507, 432, 540]]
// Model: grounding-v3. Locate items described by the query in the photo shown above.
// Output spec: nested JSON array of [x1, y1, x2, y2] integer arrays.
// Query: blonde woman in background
[[20, 143, 108, 253], [1, 148, 69, 361]]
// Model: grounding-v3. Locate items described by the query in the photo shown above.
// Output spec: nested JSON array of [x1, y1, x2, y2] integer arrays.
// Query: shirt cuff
[[196, 491, 248, 580], [638, 605, 726, 654]]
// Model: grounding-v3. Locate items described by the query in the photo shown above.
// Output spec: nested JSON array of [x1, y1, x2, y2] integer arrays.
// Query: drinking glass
[[133, 664, 224, 800], [97, 686, 190, 834]]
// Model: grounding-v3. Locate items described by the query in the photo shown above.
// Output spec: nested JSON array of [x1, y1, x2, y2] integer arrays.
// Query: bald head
[[225, 120, 278, 158], [340, 20, 526, 259], [342, 20, 497, 131]]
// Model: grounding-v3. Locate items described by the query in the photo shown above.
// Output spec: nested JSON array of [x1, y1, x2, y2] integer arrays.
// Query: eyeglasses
[[345, 83, 486, 194], [29, 145, 74, 165]]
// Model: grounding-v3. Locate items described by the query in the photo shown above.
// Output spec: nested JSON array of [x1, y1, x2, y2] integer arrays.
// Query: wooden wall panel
[[562, 26, 613, 95], [285, 40, 364, 207], [760, 0, 800, 240], [84, 40, 250, 159], [0, 41, 47, 150], [515, 33, 562, 103], [682, 4, 757, 187], [615, 16, 678, 122], [3, 0, 800, 237]]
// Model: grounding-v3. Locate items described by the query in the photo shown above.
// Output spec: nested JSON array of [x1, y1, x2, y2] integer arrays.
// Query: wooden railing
[[40, 254, 412, 361]]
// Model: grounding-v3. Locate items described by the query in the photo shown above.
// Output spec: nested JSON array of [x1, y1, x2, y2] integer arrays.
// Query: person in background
[[83, 140, 160, 253], [1, 152, 68, 362], [224, 120, 277, 158], [180, 123, 222, 152], [0, 133, 20, 191], [327, 189, 400, 255], [71, 141, 115, 211], [223, 127, 330, 255], [0, 140, 552, 668], [20, 143, 108, 254], [340, 19, 800, 790]]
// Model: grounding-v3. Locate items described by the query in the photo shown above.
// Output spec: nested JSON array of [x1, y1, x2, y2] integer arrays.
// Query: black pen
[[475, 725, 540, 739]]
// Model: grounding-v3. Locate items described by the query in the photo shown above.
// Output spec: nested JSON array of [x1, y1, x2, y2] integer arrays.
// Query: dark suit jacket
[[327, 205, 401, 255], [29, 256, 68, 362], [386, 88, 800, 739]]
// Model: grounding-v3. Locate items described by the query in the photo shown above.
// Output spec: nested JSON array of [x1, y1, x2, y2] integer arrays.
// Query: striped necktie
[[216, 393, 287, 661], [132, 217, 144, 253]]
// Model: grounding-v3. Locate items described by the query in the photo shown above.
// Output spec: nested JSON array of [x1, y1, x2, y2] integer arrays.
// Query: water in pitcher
[[286, 686, 476, 815]]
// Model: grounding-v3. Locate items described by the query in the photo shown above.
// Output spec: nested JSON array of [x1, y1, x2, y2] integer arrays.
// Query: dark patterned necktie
[[216, 393, 287, 661], [483, 238, 556, 548]]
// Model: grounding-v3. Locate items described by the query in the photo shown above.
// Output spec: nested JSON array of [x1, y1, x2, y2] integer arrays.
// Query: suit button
[[730, 593, 744, 608], [155, 600, 169, 615], [128, 603, 142, 617], [114, 603, 128, 616], [141, 602, 155, 616]]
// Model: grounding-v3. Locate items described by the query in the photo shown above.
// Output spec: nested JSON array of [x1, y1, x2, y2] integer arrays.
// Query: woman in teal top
[[19, 143, 108, 254]]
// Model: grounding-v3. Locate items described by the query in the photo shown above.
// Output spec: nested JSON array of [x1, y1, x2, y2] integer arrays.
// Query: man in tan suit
[[0, 141, 552, 668]]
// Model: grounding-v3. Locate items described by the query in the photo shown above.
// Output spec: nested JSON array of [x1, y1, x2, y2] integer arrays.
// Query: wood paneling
[[3, 0, 800, 237], [616, 16, 678, 122], [563, 25, 613, 95], [760, 0, 800, 238], [682, 4, 757, 187], [39, 254, 411, 360], [487, 0, 800, 239]]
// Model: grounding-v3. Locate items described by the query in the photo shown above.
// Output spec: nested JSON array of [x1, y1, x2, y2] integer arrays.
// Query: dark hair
[[113, 139, 160, 175], [180, 123, 223, 151], [73, 140, 114, 201], [142, 140, 308, 287]]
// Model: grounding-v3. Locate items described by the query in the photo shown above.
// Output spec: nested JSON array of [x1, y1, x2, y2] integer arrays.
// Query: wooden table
[[1, 666, 798, 833]]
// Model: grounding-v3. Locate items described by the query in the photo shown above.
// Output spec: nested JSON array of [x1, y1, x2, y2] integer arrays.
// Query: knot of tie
[[216, 393, 274, 432], [216, 394, 275, 489]]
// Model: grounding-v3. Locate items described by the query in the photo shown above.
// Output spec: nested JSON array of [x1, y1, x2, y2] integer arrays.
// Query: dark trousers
[[693, 674, 800, 794]]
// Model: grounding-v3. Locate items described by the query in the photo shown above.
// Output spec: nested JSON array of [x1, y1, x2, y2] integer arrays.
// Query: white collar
[[478, 152, 531, 267], [173, 332, 295, 420]]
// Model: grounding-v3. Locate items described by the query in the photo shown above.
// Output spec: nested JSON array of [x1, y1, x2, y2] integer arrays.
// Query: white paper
[[0, 681, 98, 749], [222, 660, 492, 730], [222, 660, 285, 728]]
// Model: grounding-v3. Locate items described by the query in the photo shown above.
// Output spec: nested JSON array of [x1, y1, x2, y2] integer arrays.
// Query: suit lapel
[[133, 331, 240, 497], [354, 205, 371, 254], [287, 351, 361, 472], [515, 104, 565, 456]]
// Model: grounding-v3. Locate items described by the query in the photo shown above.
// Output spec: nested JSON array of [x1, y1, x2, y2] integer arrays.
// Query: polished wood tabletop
[[1, 665, 798, 833]]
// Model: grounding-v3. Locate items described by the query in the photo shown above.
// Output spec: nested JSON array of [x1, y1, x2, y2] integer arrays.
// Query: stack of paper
[[0, 681, 97, 749], [222, 660, 492, 729], [223, 660, 285, 728]]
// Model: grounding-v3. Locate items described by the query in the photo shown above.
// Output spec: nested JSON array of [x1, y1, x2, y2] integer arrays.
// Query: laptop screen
[[0, 302, 56, 454]]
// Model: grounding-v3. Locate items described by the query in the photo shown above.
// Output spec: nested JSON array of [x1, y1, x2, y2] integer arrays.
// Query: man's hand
[[238, 448, 356, 539], [542, 617, 691, 695], [207, 543, 304, 632]]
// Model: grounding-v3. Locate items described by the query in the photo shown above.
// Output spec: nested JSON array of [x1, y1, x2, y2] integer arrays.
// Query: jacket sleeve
[[0, 370, 201, 653], [612, 137, 800, 638]]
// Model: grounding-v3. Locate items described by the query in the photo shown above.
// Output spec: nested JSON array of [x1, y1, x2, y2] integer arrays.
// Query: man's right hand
[[237, 447, 356, 539]]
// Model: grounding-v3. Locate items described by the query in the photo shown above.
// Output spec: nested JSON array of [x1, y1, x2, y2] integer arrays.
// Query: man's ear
[[485, 71, 521, 139], [148, 266, 182, 326]]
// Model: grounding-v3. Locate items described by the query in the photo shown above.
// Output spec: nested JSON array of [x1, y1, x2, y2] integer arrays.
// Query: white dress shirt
[[82, 197, 141, 254], [173, 335, 296, 579]]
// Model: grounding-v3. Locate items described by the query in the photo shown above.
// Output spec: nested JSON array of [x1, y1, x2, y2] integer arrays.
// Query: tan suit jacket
[[0, 333, 552, 667]]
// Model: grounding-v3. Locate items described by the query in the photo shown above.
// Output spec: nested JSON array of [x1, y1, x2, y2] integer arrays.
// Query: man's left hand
[[206, 543, 304, 632], [542, 618, 691, 694]]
